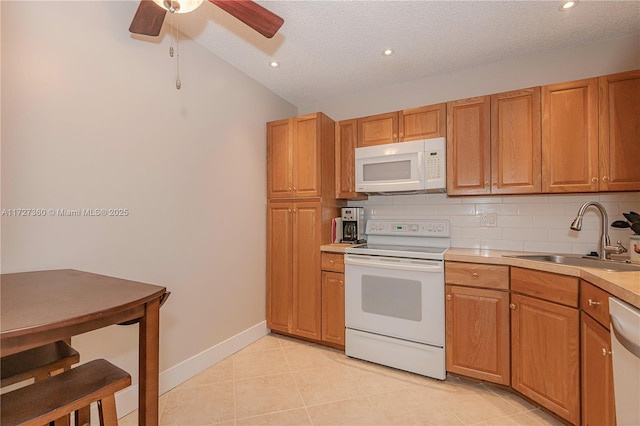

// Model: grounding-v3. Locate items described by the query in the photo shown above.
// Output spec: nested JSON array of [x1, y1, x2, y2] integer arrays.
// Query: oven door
[[344, 253, 444, 346]]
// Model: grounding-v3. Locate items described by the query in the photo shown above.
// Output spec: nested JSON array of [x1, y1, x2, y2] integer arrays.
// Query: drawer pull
[[329, 260, 334, 264], [446, 295, 452, 301], [588, 299, 601, 306], [471, 273, 479, 279], [602, 348, 612, 356], [509, 303, 516, 310]]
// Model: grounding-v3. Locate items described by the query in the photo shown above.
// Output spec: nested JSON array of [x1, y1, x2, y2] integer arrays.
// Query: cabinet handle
[[293, 187, 297, 191], [588, 299, 601, 306], [399, 132, 404, 138], [602, 348, 612, 356], [492, 182, 498, 187], [471, 272, 479, 279], [602, 176, 610, 182], [591, 177, 598, 183], [510, 303, 516, 310], [446, 294, 452, 301], [484, 182, 490, 189]]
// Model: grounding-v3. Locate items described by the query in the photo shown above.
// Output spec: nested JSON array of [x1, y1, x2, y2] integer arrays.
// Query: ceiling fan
[[129, 0, 284, 39]]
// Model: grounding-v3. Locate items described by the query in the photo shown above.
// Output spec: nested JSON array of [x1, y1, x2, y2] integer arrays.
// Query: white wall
[[1, 0, 296, 415], [300, 33, 640, 120]]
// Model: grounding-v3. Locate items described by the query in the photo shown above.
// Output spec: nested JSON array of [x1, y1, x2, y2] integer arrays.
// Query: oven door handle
[[345, 256, 442, 272]]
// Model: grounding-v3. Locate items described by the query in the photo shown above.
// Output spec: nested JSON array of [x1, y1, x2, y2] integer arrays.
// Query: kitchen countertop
[[446, 248, 640, 309], [320, 243, 364, 254]]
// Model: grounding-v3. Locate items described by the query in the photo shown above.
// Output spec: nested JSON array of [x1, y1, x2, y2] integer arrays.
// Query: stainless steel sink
[[504, 254, 640, 272]]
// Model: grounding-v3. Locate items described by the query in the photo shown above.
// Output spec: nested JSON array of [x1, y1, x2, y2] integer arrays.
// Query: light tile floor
[[120, 334, 565, 426]]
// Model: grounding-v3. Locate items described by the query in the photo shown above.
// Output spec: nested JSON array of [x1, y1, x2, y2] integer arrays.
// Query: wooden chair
[[1, 341, 80, 387], [1, 359, 131, 426]]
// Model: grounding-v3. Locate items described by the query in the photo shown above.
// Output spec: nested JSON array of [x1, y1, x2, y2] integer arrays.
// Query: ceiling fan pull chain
[[175, 22, 181, 90], [169, 9, 174, 57]]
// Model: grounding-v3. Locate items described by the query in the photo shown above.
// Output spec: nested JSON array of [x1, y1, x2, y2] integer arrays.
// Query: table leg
[[139, 297, 160, 426]]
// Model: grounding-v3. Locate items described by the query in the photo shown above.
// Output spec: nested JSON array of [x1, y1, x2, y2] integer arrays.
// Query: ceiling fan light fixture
[[153, 0, 204, 14]]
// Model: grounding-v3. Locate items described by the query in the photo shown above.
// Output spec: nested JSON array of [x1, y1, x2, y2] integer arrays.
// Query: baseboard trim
[[115, 321, 269, 419]]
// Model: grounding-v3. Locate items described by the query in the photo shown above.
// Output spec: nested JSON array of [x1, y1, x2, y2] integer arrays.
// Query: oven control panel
[[366, 219, 449, 237]]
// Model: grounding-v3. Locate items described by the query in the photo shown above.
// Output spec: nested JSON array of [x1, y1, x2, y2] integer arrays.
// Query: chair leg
[[97, 395, 118, 426], [75, 405, 91, 426]]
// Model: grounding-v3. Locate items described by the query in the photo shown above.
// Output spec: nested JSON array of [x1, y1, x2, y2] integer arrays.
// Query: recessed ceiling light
[[382, 49, 394, 56], [269, 61, 280, 68], [559, 1, 577, 11]]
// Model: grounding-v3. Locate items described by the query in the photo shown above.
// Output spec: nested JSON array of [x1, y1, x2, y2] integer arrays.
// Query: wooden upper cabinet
[[598, 69, 640, 191], [542, 78, 599, 193], [357, 112, 398, 147], [268, 112, 334, 199], [446, 96, 491, 195], [335, 119, 366, 199], [292, 114, 322, 198], [400, 103, 446, 141], [267, 119, 292, 198], [491, 88, 542, 194]]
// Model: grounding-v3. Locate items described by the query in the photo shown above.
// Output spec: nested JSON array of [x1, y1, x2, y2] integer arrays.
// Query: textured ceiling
[[158, 0, 640, 107]]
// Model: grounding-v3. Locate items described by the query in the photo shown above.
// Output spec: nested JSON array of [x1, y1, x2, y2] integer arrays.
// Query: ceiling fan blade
[[129, 0, 167, 37], [209, 0, 284, 38]]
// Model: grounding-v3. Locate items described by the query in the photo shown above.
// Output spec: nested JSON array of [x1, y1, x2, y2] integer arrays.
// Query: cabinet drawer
[[511, 267, 579, 308], [321, 253, 344, 273], [445, 262, 509, 290], [580, 280, 611, 329]]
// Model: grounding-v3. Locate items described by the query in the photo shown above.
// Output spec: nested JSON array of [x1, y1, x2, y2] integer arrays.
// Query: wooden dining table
[[1, 269, 168, 425]]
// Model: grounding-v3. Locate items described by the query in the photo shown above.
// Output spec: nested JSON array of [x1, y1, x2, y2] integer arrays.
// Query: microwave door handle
[[345, 256, 442, 272]]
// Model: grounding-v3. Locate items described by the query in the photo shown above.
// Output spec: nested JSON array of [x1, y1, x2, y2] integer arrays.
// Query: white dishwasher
[[609, 297, 640, 426]]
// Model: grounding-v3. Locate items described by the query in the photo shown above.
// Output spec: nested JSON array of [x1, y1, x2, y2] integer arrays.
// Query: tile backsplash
[[349, 192, 640, 255]]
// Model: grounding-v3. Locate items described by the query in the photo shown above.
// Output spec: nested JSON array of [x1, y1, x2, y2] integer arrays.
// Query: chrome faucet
[[570, 201, 627, 260]]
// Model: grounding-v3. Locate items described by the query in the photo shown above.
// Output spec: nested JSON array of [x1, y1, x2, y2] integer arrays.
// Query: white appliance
[[355, 137, 446, 194], [609, 297, 640, 425], [344, 218, 450, 380]]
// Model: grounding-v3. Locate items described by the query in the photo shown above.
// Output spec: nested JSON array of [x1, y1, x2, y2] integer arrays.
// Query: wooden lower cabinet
[[445, 284, 510, 385], [511, 293, 580, 425], [581, 312, 616, 426], [267, 201, 322, 340], [321, 271, 345, 348]]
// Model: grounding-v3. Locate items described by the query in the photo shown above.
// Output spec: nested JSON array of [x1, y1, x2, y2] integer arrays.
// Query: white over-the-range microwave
[[355, 137, 446, 194]]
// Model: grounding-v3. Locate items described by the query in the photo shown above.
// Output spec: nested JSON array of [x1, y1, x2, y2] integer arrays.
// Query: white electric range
[[344, 218, 450, 380]]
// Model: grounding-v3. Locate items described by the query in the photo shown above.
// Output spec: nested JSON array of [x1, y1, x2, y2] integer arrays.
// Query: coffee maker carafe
[[341, 207, 365, 244]]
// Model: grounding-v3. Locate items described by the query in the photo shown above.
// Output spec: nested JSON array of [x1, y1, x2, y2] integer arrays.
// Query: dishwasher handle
[[611, 316, 640, 358]]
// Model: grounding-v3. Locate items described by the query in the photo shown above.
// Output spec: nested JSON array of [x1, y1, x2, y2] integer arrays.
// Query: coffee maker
[[341, 207, 366, 244]]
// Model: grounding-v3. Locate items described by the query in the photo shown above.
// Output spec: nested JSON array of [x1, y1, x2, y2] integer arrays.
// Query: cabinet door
[[446, 96, 491, 195], [511, 293, 580, 425], [491, 88, 542, 194], [291, 202, 322, 340], [581, 312, 616, 426], [267, 203, 293, 333], [445, 285, 510, 385], [598, 70, 640, 191], [400, 103, 446, 141], [267, 119, 292, 198], [335, 119, 365, 199], [293, 114, 321, 197], [542, 78, 598, 192], [322, 271, 345, 347], [356, 112, 398, 147]]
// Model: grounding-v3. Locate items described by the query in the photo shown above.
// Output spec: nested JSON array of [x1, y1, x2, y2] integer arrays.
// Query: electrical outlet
[[480, 213, 497, 227]]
